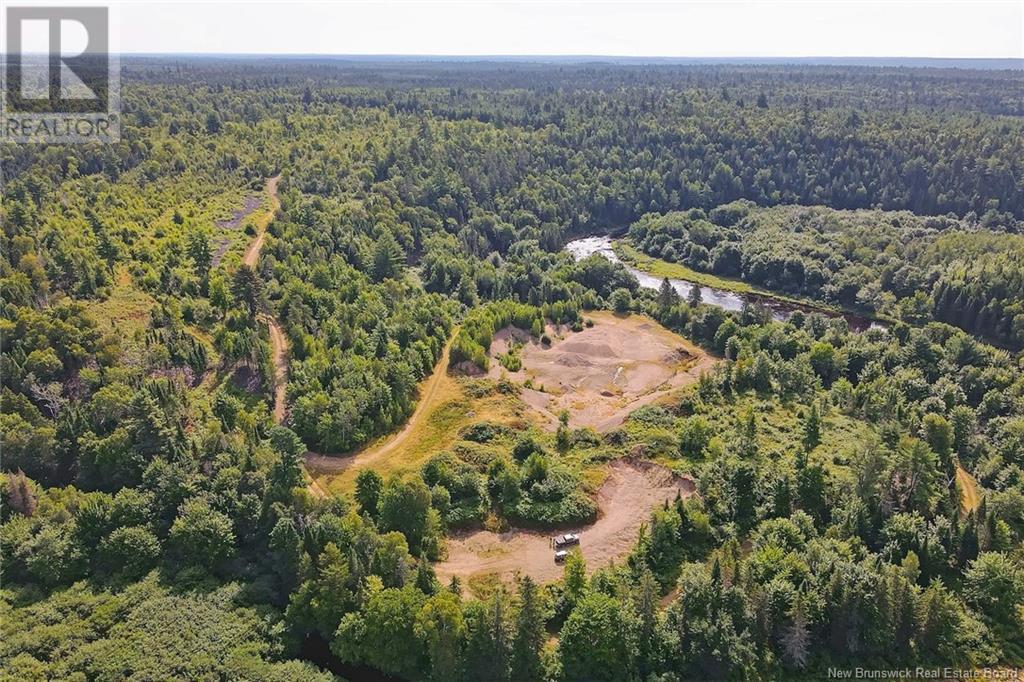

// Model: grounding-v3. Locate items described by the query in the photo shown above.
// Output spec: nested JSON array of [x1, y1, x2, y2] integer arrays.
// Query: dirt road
[[242, 175, 280, 269], [434, 459, 695, 587], [237, 175, 325, 498], [265, 317, 289, 424], [240, 175, 287, 425], [956, 463, 981, 515], [305, 333, 455, 476]]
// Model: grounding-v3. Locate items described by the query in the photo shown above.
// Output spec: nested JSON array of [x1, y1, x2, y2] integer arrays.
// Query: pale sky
[[39, 0, 1024, 58]]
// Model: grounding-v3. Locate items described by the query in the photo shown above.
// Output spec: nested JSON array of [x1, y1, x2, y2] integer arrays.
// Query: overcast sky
[[63, 0, 1024, 58]]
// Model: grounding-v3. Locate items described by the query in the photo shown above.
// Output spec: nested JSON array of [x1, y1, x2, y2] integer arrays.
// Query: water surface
[[565, 236, 883, 332]]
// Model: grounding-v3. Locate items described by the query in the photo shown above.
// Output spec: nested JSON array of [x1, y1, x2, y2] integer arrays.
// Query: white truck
[[552, 532, 580, 549]]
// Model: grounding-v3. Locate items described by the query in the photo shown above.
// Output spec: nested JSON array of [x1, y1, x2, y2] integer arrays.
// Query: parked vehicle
[[554, 550, 569, 564], [552, 533, 580, 548]]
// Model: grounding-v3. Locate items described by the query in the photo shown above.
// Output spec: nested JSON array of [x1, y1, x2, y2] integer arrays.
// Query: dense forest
[[2, 60, 1023, 680]]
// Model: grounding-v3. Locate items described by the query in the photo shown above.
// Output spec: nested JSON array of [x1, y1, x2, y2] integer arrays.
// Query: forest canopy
[[2, 59, 1023, 681]]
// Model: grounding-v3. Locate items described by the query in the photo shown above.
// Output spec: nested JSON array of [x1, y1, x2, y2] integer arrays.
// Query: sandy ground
[[957, 464, 981, 515], [488, 311, 716, 431], [434, 459, 695, 587]]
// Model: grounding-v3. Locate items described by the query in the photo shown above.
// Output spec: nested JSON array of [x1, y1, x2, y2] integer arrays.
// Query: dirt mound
[[555, 352, 592, 368], [665, 347, 695, 363], [434, 459, 695, 590]]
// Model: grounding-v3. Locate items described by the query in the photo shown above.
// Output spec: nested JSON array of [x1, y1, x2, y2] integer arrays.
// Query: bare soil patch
[[212, 195, 263, 267], [434, 459, 695, 590], [488, 311, 716, 431], [217, 195, 262, 230]]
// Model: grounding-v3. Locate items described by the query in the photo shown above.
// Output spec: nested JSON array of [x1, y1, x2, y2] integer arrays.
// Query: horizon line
[[108, 54, 1024, 70], [119, 53, 1023, 60]]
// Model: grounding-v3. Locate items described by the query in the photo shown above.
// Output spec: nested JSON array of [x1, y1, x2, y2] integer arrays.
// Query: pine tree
[[480, 591, 512, 681], [415, 554, 438, 595], [371, 230, 405, 282], [634, 569, 661, 677], [958, 513, 979, 566], [772, 473, 793, 517], [687, 283, 703, 307], [889, 568, 918, 655], [511, 577, 544, 682], [803, 401, 822, 450], [739, 407, 758, 458], [188, 230, 212, 283], [371, 320, 390, 359], [564, 551, 587, 606], [657, 277, 679, 311], [231, 264, 262, 317]]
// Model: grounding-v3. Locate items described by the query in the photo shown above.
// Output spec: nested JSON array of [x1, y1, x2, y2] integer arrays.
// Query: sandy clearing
[[434, 459, 695, 587], [956, 463, 981, 515], [488, 312, 716, 432]]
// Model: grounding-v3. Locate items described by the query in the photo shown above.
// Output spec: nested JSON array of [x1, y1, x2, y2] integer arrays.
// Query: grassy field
[[615, 241, 764, 294], [84, 265, 157, 338]]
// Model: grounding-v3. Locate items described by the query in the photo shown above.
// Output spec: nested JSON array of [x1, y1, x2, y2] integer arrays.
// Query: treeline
[[123, 59, 1024, 117], [450, 300, 582, 371]]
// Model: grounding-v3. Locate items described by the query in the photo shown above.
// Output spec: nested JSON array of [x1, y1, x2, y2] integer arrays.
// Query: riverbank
[[571, 236, 891, 331]]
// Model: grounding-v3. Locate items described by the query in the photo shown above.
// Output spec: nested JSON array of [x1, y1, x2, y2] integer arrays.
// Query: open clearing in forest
[[435, 459, 695, 592], [488, 311, 716, 431], [305, 332, 536, 494], [957, 464, 982, 515]]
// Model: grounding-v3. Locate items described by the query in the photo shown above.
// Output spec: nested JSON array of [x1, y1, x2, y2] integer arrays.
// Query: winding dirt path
[[435, 459, 696, 588], [242, 175, 288, 426], [242, 175, 280, 268], [238, 175, 326, 498], [305, 332, 456, 476]]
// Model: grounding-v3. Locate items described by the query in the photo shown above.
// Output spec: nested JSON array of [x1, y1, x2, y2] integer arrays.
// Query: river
[[565, 236, 884, 333]]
